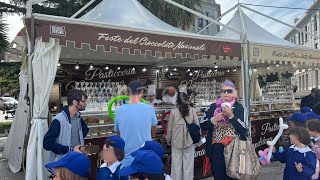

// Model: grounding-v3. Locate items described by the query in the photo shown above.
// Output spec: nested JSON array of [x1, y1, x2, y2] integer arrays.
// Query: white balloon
[[266, 117, 289, 161]]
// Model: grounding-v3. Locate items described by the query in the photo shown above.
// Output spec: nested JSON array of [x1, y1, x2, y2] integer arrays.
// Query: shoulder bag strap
[[183, 116, 189, 127]]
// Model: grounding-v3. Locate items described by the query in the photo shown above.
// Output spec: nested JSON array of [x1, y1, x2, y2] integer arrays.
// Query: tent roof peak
[[215, 8, 299, 47], [79, 0, 191, 34]]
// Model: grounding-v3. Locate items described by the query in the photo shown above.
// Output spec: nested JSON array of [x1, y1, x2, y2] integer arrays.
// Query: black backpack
[[183, 117, 201, 144]]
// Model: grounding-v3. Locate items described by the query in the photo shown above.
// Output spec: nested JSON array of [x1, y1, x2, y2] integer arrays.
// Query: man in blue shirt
[[114, 80, 158, 167]]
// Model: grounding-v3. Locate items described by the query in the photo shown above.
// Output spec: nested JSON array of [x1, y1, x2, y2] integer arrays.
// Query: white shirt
[[314, 136, 320, 142], [162, 93, 177, 105], [149, 99, 163, 106], [99, 161, 121, 173], [165, 174, 172, 180]]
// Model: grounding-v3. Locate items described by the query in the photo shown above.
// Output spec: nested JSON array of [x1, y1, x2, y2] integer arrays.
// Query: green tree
[[0, 21, 9, 56], [7, 0, 200, 29], [0, 2, 25, 15], [0, 62, 21, 96]]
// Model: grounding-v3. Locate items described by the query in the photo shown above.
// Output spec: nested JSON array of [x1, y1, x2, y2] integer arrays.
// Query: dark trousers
[[210, 143, 235, 180]]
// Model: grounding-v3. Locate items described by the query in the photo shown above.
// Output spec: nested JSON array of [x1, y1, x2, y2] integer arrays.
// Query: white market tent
[[4, 1, 244, 180], [214, 7, 320, 101], [219, 9, 319, 66], [182, 7, 320, 69], [5, 1, 320, 179]]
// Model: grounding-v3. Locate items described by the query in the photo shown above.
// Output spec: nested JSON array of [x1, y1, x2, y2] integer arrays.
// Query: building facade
[[284, 0, 320, 94], [189, 0, 221, 36]]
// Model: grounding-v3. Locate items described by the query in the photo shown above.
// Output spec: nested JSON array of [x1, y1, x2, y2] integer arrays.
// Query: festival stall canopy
[[214, 9, 320, 68], [24, 0, 243, 68]]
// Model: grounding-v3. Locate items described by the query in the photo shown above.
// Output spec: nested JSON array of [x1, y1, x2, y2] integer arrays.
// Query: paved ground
[[201, 161, 284, 180]]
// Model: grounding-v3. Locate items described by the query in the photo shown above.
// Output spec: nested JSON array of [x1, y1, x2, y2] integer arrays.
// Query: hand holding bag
[[224, 136, 261, 180]]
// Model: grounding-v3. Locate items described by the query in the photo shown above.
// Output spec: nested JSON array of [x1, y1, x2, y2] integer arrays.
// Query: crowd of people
[[41, 79, 320, 180], [42, 79, 247, 180], [273, 106, 320, 180]]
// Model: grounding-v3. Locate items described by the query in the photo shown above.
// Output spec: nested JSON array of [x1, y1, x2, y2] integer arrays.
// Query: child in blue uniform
[[97, 135, 127, 180], [273, 127, 317, 180], [131, 141, 171, 180], [119, 150, 165, 180]]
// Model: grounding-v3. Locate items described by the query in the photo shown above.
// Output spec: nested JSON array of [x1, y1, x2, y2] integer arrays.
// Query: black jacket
[[200, 102, 248, 159], [300, 94, 320, 109], [43, 106, 89, 154]]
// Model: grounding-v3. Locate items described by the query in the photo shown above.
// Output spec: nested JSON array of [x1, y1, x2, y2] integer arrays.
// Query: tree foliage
[[0, 21, 9, 56], [6, 0, 200, 29], [0, 62, 21, 96]]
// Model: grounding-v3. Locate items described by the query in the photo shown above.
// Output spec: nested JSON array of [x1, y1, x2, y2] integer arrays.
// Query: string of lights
[[57, 61, 241, 75]]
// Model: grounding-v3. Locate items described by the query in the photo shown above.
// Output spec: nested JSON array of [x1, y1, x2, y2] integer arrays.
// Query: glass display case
[[250, 100, 300, 121]]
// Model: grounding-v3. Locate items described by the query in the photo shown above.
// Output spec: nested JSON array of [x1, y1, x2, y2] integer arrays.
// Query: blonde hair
[[55, 167, 88, 180]]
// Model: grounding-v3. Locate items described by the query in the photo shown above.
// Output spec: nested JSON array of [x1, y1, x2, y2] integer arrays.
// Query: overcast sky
[[216, 0, 313, 37], [2, 0, 314, 42]]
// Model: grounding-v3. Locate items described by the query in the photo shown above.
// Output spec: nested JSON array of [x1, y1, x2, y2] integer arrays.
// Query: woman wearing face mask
[[201, 80, 248, 180]]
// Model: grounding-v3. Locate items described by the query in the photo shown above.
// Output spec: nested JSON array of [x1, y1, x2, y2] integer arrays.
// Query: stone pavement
[[201, 161, 284, 180], [0, 159, 24, 180]]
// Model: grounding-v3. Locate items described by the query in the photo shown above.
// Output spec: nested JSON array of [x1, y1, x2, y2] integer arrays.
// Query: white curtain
[[25, 38, 61, 180], [3, 61, 30, 173]]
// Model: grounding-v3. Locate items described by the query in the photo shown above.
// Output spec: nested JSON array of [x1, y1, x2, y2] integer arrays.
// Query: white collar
[[289, 145, 312, 153], [99, 161, 121, 173], [314, 136, 320, 141]]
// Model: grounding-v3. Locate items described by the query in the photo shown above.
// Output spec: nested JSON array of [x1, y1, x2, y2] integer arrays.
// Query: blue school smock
[[273, 145, 317, 180]]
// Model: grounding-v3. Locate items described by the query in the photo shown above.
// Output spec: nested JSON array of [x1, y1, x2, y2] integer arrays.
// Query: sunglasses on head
[[222, 89, 233, 94]]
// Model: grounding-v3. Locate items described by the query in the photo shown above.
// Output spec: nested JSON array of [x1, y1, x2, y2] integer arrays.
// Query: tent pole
[[24, 14, 35, 174], [26, 1, 32, 17], [246, 40, 251, 134], [240, 43, 247, 126], [71, 0, 96, 18], [197, 4, 238, 34], [29, 14, 35, 121], [163, 0, 243, 35], [238, 4, 246, 37], [30, 14, 35, 55], [240, 4, 320, 40]]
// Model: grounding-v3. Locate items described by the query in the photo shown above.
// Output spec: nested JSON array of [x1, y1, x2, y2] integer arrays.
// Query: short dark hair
[[306, 119, 320, 133], [293, 121, 306, 128], [127, 80, 145, 95], [104, 140, 124, 161], [291, 127, 311, 145], [311, 88, 319, 94], [67, 90, 87, 106], [129, 172, 165, 180]]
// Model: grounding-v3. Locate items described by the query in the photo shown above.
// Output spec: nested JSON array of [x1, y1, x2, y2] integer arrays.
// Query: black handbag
[[183, 117, 201, 144]]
